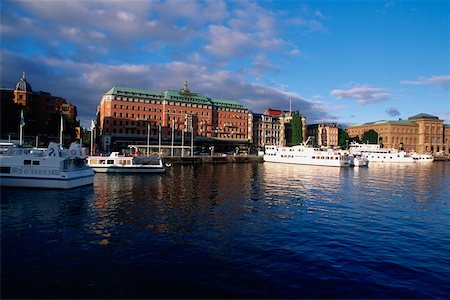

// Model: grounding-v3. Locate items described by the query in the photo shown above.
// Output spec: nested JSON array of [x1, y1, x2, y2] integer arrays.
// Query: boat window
[[126, 160, 131, 165], [24, 160, 31, 165], [90, 159, 97, 164], [107, 160, 114, 164], [32, 161, 40, 165], [0, 166, 11, 174], [99, 160, 106, 164]]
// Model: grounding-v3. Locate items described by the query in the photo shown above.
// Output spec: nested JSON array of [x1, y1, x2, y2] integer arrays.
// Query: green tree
[[361, 129, 379, 144], [291, 111, 302, 145], [338, 128, 350, 149]]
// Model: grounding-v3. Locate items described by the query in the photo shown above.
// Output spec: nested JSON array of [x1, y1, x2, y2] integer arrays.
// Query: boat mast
[[19, 109, 25, 146], [59, 115, 64, 145]]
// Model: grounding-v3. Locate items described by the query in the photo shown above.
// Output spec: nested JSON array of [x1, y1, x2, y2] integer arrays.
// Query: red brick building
[[96, 81, 251, 152], [0, 72, 79, 146]]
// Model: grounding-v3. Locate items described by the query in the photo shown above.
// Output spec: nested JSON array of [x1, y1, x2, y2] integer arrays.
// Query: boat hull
[[0, 170, 94, 189], [263, 156, 350, 167], [91, 166, 166, 173]]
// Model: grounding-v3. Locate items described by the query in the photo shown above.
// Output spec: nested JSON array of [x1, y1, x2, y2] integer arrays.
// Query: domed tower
[[13, 72, 33, 107]]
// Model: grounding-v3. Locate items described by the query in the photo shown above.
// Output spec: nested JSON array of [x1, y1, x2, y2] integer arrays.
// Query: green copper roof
[[105, 85, 247, 109], [210, 98, 244, 108], [105, 87, 163, 98], [348, 119, 417, 127], [408, 113, 439, 120], [163, 90, 210, 104]]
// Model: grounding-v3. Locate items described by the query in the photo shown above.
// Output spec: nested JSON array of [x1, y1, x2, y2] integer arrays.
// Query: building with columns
[[96, 81, 251, 152], [346, 113, 449, 154]]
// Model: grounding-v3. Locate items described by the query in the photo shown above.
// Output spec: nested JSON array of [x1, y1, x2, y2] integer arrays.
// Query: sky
[[1, 0, 449, 128]]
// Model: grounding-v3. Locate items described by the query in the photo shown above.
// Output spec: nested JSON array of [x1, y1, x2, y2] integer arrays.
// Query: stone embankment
[[164, 155, 263, 165]]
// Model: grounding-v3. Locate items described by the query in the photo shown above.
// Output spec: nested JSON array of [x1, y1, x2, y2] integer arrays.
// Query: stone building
[[346, 113, 449, 154], [251, 108, 307, 149], [96, 81, 251, 152], [306, 123, 339, 147]]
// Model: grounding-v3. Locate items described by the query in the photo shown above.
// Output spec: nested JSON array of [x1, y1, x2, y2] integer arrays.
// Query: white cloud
[[401, 75, 450, 89], [331, 87, 390, 105]]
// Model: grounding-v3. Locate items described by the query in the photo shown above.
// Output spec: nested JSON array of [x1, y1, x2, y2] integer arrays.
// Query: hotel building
[[96, 81, 251, 152], [346, 113, 450, 154]]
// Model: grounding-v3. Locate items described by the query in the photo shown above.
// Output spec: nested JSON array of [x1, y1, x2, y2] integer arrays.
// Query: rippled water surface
[[2, 162, 450, 298]]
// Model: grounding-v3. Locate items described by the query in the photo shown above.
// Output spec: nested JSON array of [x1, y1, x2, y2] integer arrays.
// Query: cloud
[[331, 87, 390, 105], [1, 50, 336, 127], [401, 75, 450, 89], [385, 107, 400, 117]]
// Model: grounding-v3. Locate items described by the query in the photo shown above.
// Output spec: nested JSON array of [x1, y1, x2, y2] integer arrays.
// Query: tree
[[361, 129, 379, 144], [338, 128, 350, 149], [291, 111, 303, 145]]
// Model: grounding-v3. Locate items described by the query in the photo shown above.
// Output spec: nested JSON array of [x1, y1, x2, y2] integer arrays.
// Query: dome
[[15, 72, 32, 92]]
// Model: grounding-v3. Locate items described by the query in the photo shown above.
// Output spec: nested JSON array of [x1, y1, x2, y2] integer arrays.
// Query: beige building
[[346, 113, 449, 154], [306, 123, 339, 147], [252, 108, 307, 148]]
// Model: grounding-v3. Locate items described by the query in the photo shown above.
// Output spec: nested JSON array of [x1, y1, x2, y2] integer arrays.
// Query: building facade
[[346, 113, 449, 154], [96, 81, 250, 152], [0, 72, 79, 146], [251, 108, 307, 149], [306, 123, 339, 147]]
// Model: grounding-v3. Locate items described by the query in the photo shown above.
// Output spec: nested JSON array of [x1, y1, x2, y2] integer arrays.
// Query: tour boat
[[263, 144, 351, 167], [348, 154, 369, 167], [87, 152, 166, 173], [349, 142, 414, 163], [411, 153, 434, 162], [0, 142, 94, 189]]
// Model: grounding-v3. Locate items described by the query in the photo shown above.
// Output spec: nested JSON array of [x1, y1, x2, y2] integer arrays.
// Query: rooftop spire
[[181, 80, 190, 94]]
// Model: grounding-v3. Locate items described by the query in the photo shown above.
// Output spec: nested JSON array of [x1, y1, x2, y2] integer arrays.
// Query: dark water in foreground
[[1, 162, 450, 299]]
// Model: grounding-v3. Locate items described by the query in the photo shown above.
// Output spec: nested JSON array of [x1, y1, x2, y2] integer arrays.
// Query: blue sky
[[1, 0, 449, 128]]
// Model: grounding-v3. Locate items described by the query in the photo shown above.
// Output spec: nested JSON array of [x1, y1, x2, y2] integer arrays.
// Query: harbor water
[[1, 162, 449, 298]]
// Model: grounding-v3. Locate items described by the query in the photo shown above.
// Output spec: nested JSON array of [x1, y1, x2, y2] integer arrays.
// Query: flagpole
[[59, 115, 64, 145], [147, 123, 150, 157], [171, 119, 174, 157], [19, 110, 24, 146], [158, 124, 161, 157]]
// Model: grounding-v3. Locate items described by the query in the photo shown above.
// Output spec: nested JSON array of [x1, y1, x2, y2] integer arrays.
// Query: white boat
[[411, 153, 434, 162], [0, 142, 94, 189], [349, 142, 414, 163], [87, 152, 166, 173], [347, 154, 369, 167], [263, 144, 351, 167]]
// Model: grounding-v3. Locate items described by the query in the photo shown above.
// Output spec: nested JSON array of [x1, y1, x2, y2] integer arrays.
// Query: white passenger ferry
[[264, 144, 351, 167], [349, 142, 414, 163], [0, 142, 94, 189], [87, 152, 166, 173], [348, 154, 369, 167], [411, 153, 434, 162]]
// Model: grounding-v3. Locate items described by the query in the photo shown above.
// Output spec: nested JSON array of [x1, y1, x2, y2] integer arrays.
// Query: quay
[[164, 155, 263, 165]]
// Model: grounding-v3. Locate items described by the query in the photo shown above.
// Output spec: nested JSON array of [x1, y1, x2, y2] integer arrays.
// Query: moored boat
[[411, 153, 434, 162], [0, 142, 94, 189], [263, 144, 351, 167], [87, 152, 166, 173], [349, 142, 414, 163]]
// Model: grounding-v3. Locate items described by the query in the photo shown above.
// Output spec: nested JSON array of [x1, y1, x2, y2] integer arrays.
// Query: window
[[24, 160, 31, 165]]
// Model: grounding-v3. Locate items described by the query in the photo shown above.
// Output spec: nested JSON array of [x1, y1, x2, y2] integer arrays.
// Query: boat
[[87, 152, 166, 173], [411, 152, 434, 162], [0, 142, 94, 189], [347, 154, 369, 167], [349, 142, 414, 163], [263, 139, 351, 167]]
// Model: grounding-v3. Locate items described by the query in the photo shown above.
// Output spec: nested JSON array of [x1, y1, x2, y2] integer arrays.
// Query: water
[[1, 162, 449, 298]]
